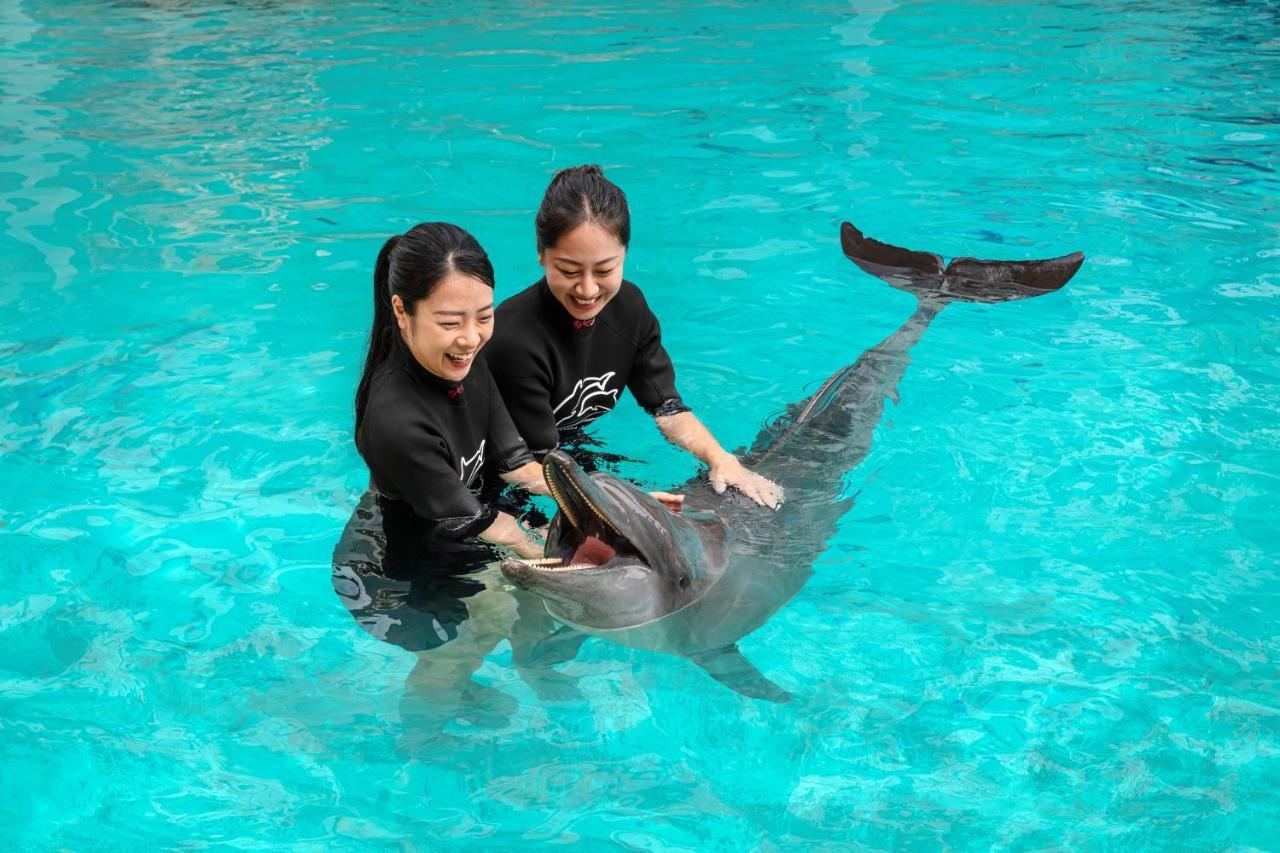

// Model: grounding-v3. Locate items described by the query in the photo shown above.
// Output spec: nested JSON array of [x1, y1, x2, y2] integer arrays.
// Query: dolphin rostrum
[[501, 223, 1085, 701]]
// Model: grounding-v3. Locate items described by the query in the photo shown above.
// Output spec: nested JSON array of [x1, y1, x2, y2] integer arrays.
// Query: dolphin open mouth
[[504, 451, 648, 578]]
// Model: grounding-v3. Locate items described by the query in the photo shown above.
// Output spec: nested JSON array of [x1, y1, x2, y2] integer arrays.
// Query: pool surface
[[2, 0, 1278, 847]]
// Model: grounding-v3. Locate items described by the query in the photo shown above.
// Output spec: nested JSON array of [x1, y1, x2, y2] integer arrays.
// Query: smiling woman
[[483, 164, 783, 509], [353, 222, 552, 561], [327, 222, 566, 652]]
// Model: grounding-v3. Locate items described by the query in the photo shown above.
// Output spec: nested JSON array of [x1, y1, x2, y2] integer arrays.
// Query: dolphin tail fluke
[[692, 645, 792, 703], [840, 222, 1084, 305]]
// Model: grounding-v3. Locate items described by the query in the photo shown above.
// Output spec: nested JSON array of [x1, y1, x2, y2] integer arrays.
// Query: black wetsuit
[[482, 279, 690, 464], [332, 338, 534, 652]]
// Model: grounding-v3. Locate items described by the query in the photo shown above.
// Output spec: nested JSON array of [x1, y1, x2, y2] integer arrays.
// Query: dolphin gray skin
[[501, 222, 1084, 702]]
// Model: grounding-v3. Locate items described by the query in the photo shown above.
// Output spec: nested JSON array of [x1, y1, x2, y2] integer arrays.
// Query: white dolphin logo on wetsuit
[[459, 440, 485, 489], [554, 372, 620, 429]]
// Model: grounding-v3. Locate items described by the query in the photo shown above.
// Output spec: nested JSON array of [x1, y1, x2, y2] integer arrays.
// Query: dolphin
[[501, 222, 1084, 702]]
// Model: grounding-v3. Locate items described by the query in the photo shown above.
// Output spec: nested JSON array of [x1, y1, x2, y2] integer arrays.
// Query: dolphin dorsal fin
[[691, 645, 792, 703]]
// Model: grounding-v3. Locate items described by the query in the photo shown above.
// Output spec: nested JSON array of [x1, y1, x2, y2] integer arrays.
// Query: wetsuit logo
[[459, 440, 485, 488], [554, 372, 619, 429]]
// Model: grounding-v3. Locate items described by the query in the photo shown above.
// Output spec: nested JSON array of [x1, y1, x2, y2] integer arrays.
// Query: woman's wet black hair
[[354, 222, 495, 437], [535, 164, 631, 252]]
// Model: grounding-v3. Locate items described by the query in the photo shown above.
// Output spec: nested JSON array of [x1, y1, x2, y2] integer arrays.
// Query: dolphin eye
[[678, 576, 690, 589]]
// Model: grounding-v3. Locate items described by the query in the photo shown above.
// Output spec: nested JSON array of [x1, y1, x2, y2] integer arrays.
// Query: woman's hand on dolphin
[[653, 411, 782, 509], [500, 460, 551, 497], [709, 455, 783, 510], [481, 512, 546, 560], [649, 491, 685, 513]]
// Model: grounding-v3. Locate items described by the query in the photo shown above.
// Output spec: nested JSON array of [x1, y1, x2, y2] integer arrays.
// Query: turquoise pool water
[[3, 0, 1278, 847]]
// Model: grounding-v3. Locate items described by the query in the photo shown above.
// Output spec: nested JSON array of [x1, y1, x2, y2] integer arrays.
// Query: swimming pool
[[2, 0, 1277, 846]]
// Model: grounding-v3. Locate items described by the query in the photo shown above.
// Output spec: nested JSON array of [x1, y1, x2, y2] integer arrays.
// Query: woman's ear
[[391, 294, 409, 331]]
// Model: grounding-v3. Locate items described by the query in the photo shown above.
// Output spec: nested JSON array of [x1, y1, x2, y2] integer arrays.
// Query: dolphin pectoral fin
[[512, 625, 589, 702], [691, 645, 792, 703], [509, 591, 587, 668], [525, 625, 588, 667]]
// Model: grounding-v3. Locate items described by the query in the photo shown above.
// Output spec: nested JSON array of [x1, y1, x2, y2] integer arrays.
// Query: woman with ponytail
[[484, 165, 782, 509], [334, 222, 551, 653]]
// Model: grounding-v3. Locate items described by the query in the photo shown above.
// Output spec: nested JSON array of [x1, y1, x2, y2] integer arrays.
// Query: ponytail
[[354, 235, 400, 436]]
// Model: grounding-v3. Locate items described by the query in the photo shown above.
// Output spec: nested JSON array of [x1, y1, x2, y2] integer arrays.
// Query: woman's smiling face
[[540, 221, 626, 321], [393, 271, 493, 381]]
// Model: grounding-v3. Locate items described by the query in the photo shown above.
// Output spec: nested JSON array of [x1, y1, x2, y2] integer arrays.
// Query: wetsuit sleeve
[[627, 294, 691, 417], [363, 420, 497, 540], [482, 366, 537, 472]]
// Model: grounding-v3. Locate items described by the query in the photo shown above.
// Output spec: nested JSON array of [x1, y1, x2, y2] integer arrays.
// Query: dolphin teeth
[[546, 476, 582, 531], [545, 460, 626, 542], [522, 557, 565, 566], [562, 475, 624, 539], [530, 562, 596, 573]]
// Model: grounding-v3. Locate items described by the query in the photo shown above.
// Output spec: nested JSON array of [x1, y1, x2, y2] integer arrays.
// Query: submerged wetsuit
[[334, 338, 534, 652], [482, 278, 690, 462]]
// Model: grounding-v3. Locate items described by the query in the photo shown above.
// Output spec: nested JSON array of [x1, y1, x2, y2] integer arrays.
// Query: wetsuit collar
[[391, 336, 468, 405], [538, 278, 601, 339]]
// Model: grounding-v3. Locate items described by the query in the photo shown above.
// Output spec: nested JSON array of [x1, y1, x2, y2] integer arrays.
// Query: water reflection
[[331, 491, 583, 744]]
